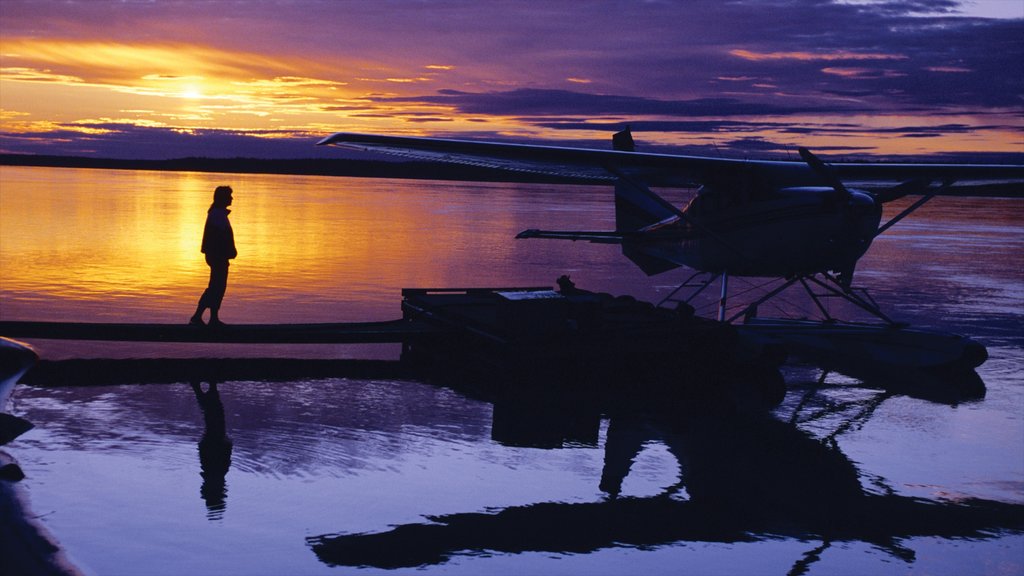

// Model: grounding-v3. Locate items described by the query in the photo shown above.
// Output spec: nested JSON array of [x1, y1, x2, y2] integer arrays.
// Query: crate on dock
[[495, 290, 568, 338]]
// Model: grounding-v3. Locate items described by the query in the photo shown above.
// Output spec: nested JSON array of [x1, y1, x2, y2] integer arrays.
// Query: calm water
[[1, 166, 1022, 575]]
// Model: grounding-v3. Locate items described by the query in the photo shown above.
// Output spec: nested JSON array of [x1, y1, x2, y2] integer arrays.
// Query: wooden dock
[[0, 318, 441, 344], [0, 287, 730, 352], [1, 287, 788, 411]]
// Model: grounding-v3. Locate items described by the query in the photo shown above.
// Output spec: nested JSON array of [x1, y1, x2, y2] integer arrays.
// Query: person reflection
[[190, 185, 237, 328], [598, 415, 691, 501], [190, 380, 233, 520], [599, 416, 649, 498]]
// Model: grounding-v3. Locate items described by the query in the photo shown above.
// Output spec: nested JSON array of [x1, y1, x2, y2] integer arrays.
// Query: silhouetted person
[[190, 380, 233, 520], [190, 186, 237, 327]]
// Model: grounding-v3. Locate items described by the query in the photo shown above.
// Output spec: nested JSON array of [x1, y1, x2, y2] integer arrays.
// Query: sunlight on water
[[1, 166, 660, 327], [2, 167, 1023, 575]]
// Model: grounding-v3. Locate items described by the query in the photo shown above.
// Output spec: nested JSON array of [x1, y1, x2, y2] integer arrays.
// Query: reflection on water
[[190, 380, 232, 520], [11, 369, 1023, 575], [309, 405, 1023, 572], [2, 167, 1023, 575]]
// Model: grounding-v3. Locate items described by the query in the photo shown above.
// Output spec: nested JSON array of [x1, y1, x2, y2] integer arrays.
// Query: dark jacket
[[201, 207, 237, 261]]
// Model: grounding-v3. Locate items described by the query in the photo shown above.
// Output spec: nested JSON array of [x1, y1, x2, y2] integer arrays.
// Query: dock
[[0, 286, 773, 376], [0, 318, 440, 344], [0, 286, 574, 345], [0, 284, 993, 412], [1, 286, 788, 411]]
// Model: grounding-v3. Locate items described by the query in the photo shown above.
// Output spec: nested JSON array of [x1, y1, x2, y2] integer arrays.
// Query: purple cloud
[[0, 125, 333, 160], [373, 89, 863, 118]]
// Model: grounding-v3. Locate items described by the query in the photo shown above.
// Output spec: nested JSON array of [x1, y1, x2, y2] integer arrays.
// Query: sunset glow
[[1, 0, 1021, 160]]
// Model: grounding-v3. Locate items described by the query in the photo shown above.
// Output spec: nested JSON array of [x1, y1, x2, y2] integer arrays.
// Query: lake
[[1, 165, 1022, 575]]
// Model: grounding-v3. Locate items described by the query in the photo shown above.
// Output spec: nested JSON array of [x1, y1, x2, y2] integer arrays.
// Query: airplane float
[[318, 130, 1023, 382]]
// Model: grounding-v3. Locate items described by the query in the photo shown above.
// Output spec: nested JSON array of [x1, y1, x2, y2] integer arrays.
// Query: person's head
[[212, 186, 233, 208]]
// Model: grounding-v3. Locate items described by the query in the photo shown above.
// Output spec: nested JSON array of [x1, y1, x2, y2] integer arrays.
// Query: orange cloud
[[821, 67, 869, 77], [2, 38, 341, 110], [821, 67, 907, 78], [0, 67, 85, 84], [1, 39, 290, 83], [730, 49, 907, 62], [0, 37, 406, 133], [233, 77, 349, 89]]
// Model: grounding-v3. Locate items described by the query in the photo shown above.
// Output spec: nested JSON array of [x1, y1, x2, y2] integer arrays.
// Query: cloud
[[820, 67, 907, 78], [535, 120, 787, 133], [0, 123, 329, 159], [835, 0, 963, 16], [373, 89, 862, 118], [0, 0, 1020, 159], [730, 49, 908, 62], [0, 39, 287, 85], [0, 67, 85, 84]]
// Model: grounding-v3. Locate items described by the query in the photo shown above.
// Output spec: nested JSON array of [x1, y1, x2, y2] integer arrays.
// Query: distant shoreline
[[0, 154, 603, 185]]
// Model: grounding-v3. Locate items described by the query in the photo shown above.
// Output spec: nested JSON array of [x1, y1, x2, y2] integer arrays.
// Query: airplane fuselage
[[628, 186, 882, 278]]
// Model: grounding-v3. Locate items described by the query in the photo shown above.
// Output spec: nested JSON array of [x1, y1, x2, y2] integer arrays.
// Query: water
[[1, 166, 1022, 575]]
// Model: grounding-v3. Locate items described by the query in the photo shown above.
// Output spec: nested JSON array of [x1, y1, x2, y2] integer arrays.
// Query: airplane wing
[[318, 132, 810, 188], [318, 132, 1024, 196]]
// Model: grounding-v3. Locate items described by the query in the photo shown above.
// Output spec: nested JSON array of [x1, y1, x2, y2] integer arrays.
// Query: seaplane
[[318, 129, 1024, 384]]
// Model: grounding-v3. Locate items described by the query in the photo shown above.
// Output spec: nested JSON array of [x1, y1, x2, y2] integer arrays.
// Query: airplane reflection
[[308, 397, 1024, 572], [0, 337, 37, 446], [190, 380, 233, 520], [837, 366, 985, 405]]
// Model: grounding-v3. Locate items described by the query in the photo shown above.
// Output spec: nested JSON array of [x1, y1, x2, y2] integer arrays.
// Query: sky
[[1, 0, 1022, 161]]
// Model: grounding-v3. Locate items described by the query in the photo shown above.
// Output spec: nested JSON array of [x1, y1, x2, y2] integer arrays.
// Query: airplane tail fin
[[611, 130, 683, 233], [515, 129, 688, 276], [614, 180, 683, 232], [614, 187, 687, 275], [611, 129, 688, 274], [612, 128, 635, 152]]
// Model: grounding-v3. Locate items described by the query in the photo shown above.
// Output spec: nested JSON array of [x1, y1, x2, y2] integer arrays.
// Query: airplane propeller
[[797, 148, 885, 289], [798, 147, 852, 202]]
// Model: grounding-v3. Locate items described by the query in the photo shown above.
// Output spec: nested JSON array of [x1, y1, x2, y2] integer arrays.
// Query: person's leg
[[190, 307, 206, 325], [191, 289, 210, 325], [207, 261, 229, 325]]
